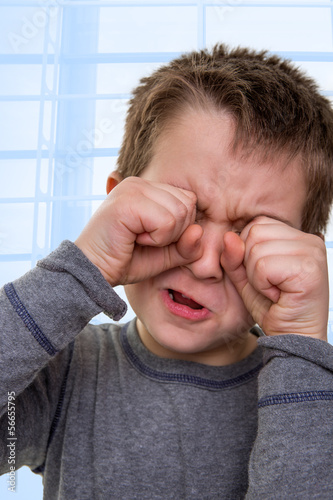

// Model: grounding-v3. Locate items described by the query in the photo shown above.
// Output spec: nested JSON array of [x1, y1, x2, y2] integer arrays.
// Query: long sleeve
[[246, 334, 333, 499], [0, 240, 126, 472]]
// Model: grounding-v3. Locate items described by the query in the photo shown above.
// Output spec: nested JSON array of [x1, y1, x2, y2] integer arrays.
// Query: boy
[[1, 44, 333, 499]]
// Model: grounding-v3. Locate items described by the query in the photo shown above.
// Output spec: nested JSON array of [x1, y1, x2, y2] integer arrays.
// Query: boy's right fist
[[75, 176, 203, 286]]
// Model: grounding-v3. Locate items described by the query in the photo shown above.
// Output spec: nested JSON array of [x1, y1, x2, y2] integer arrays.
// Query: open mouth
[[168, 289, 204, 310], [162, 289, 210, 320]]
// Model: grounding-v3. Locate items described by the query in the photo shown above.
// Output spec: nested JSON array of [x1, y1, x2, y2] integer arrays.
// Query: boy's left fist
[[221, 217, 329, 341]]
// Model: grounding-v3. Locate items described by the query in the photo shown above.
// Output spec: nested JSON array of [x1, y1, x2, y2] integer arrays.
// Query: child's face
[[125, 108, 306, 365]]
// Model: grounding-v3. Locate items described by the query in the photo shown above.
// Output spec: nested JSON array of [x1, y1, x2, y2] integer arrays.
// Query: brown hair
[[116, 44, 333, 234]]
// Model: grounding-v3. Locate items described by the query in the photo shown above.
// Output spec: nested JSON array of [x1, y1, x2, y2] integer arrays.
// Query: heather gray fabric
[[1, 240, 333, 499]]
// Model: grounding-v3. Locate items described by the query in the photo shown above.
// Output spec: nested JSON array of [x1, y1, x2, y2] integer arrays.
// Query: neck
[[136, 320, 258, 367]]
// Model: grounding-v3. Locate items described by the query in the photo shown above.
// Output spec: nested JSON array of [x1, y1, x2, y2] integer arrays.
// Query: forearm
[[246, 334, 333, 499], [0, 240, 126, 410]]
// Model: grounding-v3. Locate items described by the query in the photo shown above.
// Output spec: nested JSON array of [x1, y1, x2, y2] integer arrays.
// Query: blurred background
[[0, 0, 333, 498]]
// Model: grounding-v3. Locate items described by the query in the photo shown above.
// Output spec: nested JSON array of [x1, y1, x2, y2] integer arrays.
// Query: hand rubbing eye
[[195, 208, 204, 225]]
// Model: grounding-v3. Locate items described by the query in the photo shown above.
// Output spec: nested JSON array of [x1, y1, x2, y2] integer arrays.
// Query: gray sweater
[[1, 241, 333, 499]]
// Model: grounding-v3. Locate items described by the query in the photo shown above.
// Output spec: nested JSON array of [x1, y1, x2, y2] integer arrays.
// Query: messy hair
[[116, 44, 333, 234]]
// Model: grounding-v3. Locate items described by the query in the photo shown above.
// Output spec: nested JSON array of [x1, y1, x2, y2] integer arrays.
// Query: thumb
[[221, 232, 271, 327], [221, 232, 248, 294], [172, 223, 204, 265]]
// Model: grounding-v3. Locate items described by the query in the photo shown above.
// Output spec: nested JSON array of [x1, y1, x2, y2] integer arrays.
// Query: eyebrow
[[166, 181, 298, 229]]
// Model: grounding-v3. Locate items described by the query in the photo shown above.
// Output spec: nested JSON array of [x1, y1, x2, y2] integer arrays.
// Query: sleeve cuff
[[37, 240, 127, 321], [257, 333, 333, 373]]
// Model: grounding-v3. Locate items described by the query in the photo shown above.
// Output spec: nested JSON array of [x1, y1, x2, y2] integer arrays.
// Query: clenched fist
[[221, 216, 329, 341], [75, 176, 203, 286]]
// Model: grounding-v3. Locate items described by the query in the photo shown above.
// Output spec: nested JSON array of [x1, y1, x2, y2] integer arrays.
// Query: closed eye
[[195, 204, 205, 223]]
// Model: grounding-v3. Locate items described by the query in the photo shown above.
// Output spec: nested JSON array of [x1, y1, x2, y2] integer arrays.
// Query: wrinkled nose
[[184, 230, 224, 281]]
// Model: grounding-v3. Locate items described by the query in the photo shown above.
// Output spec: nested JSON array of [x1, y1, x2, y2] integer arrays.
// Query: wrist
[[74, 238, 117, 286]]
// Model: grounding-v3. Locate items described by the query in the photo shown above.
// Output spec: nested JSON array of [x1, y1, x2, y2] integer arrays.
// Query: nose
[[184, 227, 224, 281]]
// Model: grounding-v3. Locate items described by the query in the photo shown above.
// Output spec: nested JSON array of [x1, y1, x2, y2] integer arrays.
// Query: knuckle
[[248, 242, 260, 260], [163, 214, 178, 233], [254, 256, 266, 276], [247, 224, 261, 241], [118, 177, 139, 196], [186, 190, 197, 206], [177, 201, 189, 221]]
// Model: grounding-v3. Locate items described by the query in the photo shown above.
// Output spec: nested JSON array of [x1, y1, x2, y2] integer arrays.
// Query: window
[[1, 2, 332, 498]]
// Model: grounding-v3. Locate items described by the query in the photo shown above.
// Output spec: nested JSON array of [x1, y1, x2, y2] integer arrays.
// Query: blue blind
[[0, 2, 333, 496]]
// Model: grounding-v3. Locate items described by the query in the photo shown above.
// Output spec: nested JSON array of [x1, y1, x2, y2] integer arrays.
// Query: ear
[[106, 171, 124, 194]]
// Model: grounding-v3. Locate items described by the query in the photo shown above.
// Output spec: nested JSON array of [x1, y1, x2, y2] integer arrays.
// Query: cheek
[[125, 282, 150, 317], [124, 283, 140, 309]]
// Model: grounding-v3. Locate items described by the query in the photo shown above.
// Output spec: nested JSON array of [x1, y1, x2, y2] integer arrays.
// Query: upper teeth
[[169, 290, 190, 300]]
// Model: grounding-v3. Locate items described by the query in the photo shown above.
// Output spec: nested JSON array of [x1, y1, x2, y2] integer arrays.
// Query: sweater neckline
[[120, 319, 263, 390]]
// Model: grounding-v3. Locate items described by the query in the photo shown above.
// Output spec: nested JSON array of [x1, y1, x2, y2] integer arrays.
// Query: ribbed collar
[[120, 319, 263, 390]]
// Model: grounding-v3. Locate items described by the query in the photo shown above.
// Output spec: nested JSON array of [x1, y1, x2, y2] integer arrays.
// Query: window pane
[[0, 159, 36, 197], [0, 101, 40, 151], [0, 6, 59, 55], [206, 7, 333, 52], [296, 62, 333, 92], [0, 261, 31, 283], [99, 6, 197, 53], [94, 99, 128, 149], [92, 156, 117, 196], [96, 62, 162, 94], [0, 203, 34, 254]]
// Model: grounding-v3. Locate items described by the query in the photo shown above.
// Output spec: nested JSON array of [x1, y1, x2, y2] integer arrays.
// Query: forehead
[[143, 108, 306, 227]]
